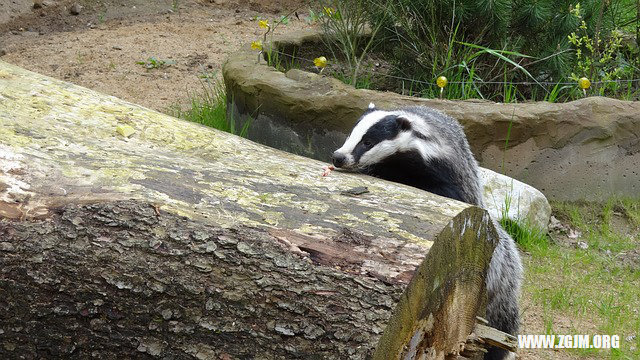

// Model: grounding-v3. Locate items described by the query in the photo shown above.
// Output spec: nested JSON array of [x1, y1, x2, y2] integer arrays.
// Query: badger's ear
[[396, 115, 411, 131], [368, 102, 376, 110]]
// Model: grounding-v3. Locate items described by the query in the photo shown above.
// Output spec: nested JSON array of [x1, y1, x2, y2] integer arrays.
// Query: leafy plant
[[568, 6, 624, 82], [306, 8, 321, 24], [136, 57, 176, 70], [278, 15, 290, 25]]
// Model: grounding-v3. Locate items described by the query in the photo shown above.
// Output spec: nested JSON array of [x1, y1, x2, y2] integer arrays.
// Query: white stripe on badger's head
[[332, 107, 447, 169]]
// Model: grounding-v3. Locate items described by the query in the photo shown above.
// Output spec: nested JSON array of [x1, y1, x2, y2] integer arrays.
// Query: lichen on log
[[0, 60, 498, 359]]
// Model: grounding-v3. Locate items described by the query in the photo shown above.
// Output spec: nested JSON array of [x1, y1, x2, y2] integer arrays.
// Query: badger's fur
[[333, 103, 522, 360]]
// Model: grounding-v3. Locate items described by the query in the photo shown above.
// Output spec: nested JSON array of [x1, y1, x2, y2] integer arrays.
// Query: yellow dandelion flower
[[436, 76, 448, 88], [314, 56, 327, 68], [251, 41, 263, 51], [578, 77, 590, 89], [259, 19, 269, 29], [323, 7, 335, 17]]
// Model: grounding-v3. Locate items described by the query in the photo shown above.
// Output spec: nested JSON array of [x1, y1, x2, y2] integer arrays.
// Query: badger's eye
[[363, 140, 372, 147]]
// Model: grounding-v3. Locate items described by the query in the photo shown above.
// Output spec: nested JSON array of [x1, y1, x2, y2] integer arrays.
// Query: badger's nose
[[332, 152, 346, 168]]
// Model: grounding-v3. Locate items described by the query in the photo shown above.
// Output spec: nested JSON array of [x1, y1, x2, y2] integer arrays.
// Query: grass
[[508, 198, 640, 359], [169, 79, 250, 137], [136, 56, 176, 70], [333, 70, 373, 89], [304, 0, 640, 102]]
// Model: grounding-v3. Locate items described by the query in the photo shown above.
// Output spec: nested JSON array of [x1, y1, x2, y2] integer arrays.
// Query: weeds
[[316, 0, 387, 88], [332, 69, 373, 89], [137, 57, 176, 70], [501, 217, 550, 253], [278, 15, 290, 26], [170, 79, 250, 137], [304, 0, 640, 102]]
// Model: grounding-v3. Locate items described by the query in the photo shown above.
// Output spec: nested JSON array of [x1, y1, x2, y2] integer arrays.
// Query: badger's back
[[400, 106, 484, 206]]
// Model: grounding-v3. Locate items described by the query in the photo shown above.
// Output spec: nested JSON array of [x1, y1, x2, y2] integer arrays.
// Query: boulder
[[479, 168, 551, 230]]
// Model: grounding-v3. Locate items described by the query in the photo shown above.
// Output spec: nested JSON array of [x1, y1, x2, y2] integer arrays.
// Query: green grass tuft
[[501, 218, 550, 253], [170, 80, 250, 137]]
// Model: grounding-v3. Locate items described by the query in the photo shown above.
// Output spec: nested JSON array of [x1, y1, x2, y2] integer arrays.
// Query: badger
[[332, 103, 522, 360]]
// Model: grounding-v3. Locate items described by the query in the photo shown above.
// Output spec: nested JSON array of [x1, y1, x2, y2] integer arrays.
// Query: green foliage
[[500, 217, 550, 252], [525, 199, 640, 358], [332, 70, 373, 89], [170, 80, 250, 137], [278, 15, 290, 25], [315, 0, 387, 88], [355, 0, 640, 101], [136, 57, 176, 70], [567, 6, 631, 86], [255, 11, 302, 71], [305, 9, 322, 24]]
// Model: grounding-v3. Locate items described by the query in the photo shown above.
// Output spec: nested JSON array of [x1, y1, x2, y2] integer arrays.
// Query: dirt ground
[[0, 0, 311, 111]]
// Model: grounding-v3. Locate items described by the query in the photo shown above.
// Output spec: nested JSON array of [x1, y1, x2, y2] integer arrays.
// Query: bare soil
[[0, 0, 311, 111]]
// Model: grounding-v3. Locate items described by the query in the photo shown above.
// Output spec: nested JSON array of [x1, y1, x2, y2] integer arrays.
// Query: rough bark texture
[[0, 60, 498, 359], [0, 202, 494, 359], [1, 200, 406, 359]]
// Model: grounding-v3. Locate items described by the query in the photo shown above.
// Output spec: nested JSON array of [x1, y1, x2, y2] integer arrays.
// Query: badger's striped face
[[332, 104, 443, 169]]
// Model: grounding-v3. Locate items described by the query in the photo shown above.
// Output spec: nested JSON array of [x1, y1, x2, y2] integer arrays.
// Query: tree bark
[[0, 61, 498, 359]]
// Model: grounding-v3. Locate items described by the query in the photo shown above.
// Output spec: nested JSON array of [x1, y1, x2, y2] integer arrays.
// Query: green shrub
[[343, 0, 640, 101]]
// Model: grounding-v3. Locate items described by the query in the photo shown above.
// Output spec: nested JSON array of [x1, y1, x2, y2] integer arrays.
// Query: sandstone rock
[[223, 29, 640, 201], [479, 168, 551, 231]]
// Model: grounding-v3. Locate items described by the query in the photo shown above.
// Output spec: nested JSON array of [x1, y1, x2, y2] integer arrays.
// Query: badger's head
[[332, 103, 442, 170]]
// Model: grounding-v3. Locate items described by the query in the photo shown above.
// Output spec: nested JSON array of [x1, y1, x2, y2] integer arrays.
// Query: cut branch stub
[[374, 207, 497, 360]]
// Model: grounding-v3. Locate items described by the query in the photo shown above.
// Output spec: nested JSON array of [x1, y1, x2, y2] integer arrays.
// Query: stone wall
[[223, 30, 640, 201]]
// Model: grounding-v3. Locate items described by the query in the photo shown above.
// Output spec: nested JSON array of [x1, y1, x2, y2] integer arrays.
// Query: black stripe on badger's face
[[352, 115, 402, 162], [333, 111, 413, 169]]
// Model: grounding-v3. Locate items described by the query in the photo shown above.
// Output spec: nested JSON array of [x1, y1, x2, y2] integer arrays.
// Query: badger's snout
[[332, 151, 347, 168]]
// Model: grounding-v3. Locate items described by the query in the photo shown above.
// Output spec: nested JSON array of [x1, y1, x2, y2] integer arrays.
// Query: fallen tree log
[[0, 60, 500, 359]]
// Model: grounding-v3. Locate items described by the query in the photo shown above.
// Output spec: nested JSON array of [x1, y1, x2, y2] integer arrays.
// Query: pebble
[[69, 3, 82, 15]]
